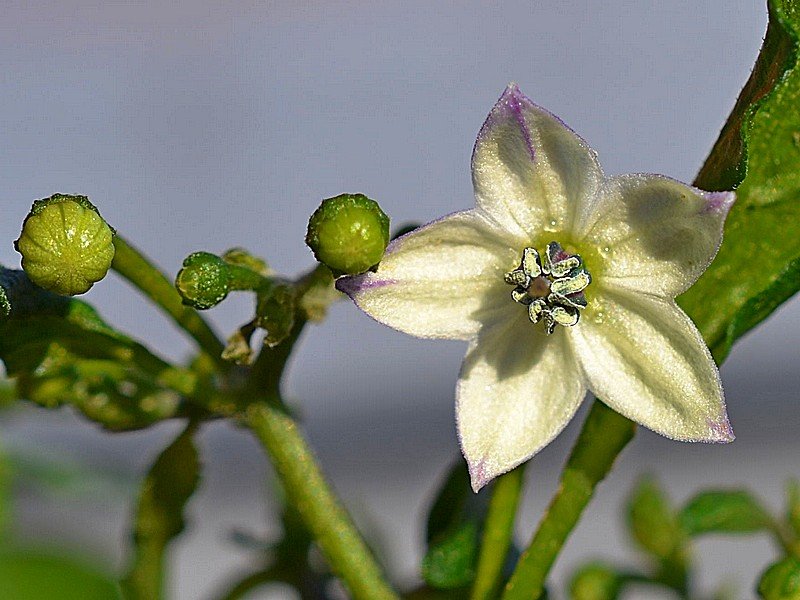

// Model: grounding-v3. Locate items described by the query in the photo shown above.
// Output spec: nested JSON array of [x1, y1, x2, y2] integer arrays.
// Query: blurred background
[[1, 1, 797, 598]]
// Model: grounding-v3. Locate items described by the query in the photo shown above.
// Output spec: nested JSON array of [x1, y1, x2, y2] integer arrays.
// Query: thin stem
[[502, 402, 636, 600], [470, 466, 526, 600], [243, 402, 398, 600], [111, 236, 227, 370]]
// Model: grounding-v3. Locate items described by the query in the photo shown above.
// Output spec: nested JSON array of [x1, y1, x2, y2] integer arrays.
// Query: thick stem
[[111, 236, 227, 370], [244, 402, 398, 600], [470, 467, 526, 600], [502, 402, 636, 600]]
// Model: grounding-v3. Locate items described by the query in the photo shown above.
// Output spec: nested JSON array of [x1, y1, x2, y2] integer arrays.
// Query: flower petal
[[578, 174, 735, 297], [570, 286, 732, 443], [457, 315, 587, 491], [336, 209, 517, 340], [471, 84, 604, 243]]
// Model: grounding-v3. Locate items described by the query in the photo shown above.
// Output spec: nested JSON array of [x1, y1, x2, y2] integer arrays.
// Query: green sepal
[[221, 247, 272, 277], [296, 266, 339, 322], [256, 283, 296, 348], [0, 267, 193, 430], [421, 458, 491, 590], [758, 557, 800, 600], [679, 490, 773, 536]]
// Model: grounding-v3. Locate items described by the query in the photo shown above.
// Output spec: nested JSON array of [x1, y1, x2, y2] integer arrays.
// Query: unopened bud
[[569, 564, 622, 600], [15, 194, 115, 296], [758, 557, 800, 599], [175, 252, 230, 310], [305, 193, 390, 275]]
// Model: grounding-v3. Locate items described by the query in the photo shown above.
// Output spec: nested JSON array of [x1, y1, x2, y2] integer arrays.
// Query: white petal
[[457, 315, 587, 491], [471, 84, 604, 243], [577, 174, 735, 297], [336, 209, 518, 340], [570, 286, 732, 443]]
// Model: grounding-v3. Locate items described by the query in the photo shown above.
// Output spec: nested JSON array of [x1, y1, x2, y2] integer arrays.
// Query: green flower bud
[[15, 194, 115, 296], [758, 557, 800, 600], [569, 563, 623, 600], [305, 193, 390, 275], [175, 252, 230, 310]]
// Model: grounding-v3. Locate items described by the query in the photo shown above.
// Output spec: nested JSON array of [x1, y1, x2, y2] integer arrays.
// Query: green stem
[[111, 236, 227, 370], [243, 401, 398, 600], [502, 402, 636, 600], [239, 265, 395, 598], [470, 466, 526, 600]]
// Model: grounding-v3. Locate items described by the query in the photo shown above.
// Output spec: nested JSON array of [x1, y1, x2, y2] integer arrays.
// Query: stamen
[[504, 241, 591, 333]]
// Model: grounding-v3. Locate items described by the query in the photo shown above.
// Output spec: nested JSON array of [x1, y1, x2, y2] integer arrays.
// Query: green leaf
[[123, 423, 201, 600], [422, 521, 479, 589], [679, 490, 773, 535], [421, 459, 491, 590], [758, 557, 800, 599], [0, 267, 194, 430], [627, 477, 683, 560], [680, 0, 800, 360], [0, 548, 121, 600], [426, 459, 473, 544]]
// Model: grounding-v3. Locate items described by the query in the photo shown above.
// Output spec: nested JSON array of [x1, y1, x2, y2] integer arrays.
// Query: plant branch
[[470, 466, 526, 600], [502, 402, 636, 599], [111, 236, 227, 370], [244, 401, 398, 600]]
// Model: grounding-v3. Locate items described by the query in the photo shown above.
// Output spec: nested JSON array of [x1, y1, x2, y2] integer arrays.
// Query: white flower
[[337, 84, 735, 492]]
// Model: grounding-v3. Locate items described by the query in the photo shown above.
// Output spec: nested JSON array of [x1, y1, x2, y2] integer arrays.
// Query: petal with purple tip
[[336, 209, 517, 340], [569, 287, 732, 444], [457, 315, 586, 491], [471, 84, 604, 243], [578, 174, 735, 297]]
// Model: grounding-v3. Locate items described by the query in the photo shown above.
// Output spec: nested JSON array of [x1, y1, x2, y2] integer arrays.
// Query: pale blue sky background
[[1, 2, 797, 598]]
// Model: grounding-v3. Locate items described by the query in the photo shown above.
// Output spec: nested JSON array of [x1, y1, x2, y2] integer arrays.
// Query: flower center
[[503, 241, 591, 334]]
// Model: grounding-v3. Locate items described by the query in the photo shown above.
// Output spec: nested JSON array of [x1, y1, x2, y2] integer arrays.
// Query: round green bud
[[758, 558, 800, 600], [569, 563, 622, 600], [175, 252, 230, 310], [305, 193, 390, 275], [15, 194, 115, 296]]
